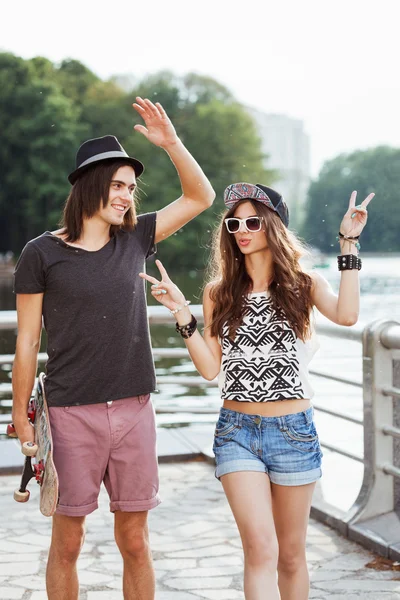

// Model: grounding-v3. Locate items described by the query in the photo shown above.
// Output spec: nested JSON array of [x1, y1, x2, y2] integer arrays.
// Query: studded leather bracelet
[[175, 314, 198, 339], [337, 254, 362, 271]]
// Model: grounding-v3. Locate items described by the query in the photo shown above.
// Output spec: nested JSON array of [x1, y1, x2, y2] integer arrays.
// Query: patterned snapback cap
[[223, 182, 289, 227]]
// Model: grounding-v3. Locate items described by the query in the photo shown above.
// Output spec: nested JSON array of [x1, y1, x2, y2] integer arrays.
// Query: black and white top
[[218, 292, 319, 402]]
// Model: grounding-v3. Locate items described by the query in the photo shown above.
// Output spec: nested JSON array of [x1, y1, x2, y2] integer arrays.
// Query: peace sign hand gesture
[[133, 97, 178, 149], [139, 260, 186, 312], [339, 191, 375, 239]]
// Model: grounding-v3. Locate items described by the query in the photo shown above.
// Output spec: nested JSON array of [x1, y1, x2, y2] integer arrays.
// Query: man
[[12, 96, 215, 600]]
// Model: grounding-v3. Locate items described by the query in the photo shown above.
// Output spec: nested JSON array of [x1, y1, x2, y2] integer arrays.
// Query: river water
[[1, 254, 400, 414]]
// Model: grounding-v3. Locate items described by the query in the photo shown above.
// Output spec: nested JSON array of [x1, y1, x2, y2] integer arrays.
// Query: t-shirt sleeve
[[136, 212, 157, 259], [13, 242, 46, 293]]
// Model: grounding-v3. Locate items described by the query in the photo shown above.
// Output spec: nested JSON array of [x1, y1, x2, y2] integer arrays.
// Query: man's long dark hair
[[60, 160, 138, 242]]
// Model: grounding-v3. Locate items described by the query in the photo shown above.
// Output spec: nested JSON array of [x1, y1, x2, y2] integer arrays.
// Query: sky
[[1, 0, 399, 176]]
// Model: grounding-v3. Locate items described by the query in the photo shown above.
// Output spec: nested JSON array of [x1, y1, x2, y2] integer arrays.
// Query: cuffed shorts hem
[[215, 459, 266, 480], [55, 500, 98, 517], [269, 467, 322, 486], [110, 493, 162, 513]]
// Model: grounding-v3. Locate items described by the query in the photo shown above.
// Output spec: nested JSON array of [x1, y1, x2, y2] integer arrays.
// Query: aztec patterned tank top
[[218, 292, 319, 402]]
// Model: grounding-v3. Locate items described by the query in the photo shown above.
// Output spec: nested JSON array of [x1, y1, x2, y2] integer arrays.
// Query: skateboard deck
[[8, 373, 59, 516]]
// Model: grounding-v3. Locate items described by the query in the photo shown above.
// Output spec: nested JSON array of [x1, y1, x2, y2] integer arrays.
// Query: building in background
[[247, 108, 311, 230]]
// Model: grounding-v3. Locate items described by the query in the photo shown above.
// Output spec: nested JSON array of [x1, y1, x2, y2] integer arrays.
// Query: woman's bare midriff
[[222, 398, 311, 417]]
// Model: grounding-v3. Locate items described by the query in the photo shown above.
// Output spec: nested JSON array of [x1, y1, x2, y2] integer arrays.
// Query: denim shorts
[[213, 406, 322, 486]]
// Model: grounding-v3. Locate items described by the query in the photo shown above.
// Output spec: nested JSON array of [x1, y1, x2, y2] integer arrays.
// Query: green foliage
[[0, 53, 274, 269], [0, 53, 86, 252], [128, 73, 275, 268], [301, 147, 400, 253], [181, 73, 234, 105], [56, 59, 99, 104], [183, 100, 270, 198]]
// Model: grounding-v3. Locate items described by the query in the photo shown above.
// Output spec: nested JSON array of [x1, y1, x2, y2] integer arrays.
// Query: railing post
[[347, 320, 397, 523], [392, 353, 400, 513], [344, 319, 400, 557]]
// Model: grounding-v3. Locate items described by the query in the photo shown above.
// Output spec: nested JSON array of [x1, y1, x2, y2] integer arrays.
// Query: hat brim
[[68, 155, 144, 185]]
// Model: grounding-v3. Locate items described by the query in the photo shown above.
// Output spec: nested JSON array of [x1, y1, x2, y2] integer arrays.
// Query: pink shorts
[[48, 394, 161, 517]]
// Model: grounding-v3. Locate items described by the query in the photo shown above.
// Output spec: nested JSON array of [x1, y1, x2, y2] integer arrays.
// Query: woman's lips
[[239, 239, 251, 247]]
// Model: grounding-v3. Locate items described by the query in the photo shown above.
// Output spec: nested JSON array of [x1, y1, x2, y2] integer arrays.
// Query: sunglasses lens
[[246, 218, 261, 231], [227, 219, 240, 233]]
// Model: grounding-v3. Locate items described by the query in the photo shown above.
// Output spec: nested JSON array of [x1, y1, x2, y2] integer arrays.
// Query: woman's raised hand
[[132, 97, 178, 149], [339, 191, 375, 238], [139, 260, 186, 312]]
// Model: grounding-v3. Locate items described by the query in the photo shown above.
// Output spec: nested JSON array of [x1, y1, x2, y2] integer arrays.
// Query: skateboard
[[7, 373, 59, 517]]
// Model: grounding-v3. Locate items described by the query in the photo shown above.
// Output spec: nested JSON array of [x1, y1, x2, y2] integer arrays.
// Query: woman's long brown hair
[[60, 160, 138, 242], [207, 200, 313, 341]]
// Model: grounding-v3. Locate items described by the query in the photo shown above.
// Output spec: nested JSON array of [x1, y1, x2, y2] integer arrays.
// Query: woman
[[140, 182, 373, 600]]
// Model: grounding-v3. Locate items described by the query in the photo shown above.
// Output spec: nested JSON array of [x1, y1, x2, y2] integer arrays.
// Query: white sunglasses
[[224, 216, 263, 234]]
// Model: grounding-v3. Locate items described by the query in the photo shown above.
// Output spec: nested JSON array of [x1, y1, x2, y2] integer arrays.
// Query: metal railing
[[1, 309, 400, 559]]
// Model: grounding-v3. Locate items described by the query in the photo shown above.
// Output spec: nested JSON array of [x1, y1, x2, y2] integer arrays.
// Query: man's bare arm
[[12, 293, 43, 445]]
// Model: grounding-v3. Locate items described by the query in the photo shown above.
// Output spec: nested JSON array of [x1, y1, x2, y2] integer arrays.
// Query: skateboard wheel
[[22, 441, 38, 457], [14, 489, 30, 503]]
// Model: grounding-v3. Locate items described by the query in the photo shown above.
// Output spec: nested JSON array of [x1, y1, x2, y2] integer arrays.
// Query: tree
[[0, 53, 86, 252], [301, 147, 400, 252], [56, 59, 99, 105], [180, 73, 233, 105], [126, 73, 275, 269], [0, 56, 275, 270]]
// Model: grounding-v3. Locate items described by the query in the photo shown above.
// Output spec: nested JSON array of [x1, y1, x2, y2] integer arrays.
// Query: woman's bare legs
[[272, 482, 315, 600], [221, 471, 280, 600]]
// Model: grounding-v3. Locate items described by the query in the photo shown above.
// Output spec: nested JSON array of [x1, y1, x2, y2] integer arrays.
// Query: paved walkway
[[1, 461, 400, 600]]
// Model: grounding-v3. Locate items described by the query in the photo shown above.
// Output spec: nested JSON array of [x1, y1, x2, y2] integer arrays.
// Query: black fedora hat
[[68, 135, 145, 184]]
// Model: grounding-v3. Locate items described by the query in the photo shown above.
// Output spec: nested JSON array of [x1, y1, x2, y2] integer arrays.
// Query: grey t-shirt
[[14, 212, 157, 407]]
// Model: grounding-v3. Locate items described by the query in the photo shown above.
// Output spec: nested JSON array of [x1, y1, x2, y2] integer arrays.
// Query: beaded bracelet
[[170, 300, 191, 315], [337, 231, 361, 251], [337, 254, 362, 271], [175, 314, 198, 339]]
